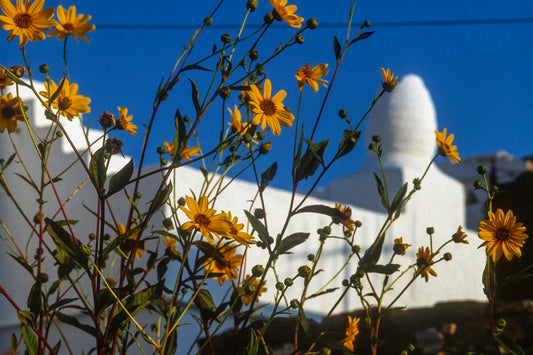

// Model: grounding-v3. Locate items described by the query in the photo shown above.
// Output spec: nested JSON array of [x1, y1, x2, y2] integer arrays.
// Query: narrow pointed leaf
[[244, 210, 268, 245], [148, 183, 172, 217], [189, 79, 201, 115], [56, 312, 97, 336], [106, 159, 134, 197], [21, 325, 38, 355], [336, 130, 360, 159], [89, 148, 106, 193], [333, 35, 342, 60], [373, 172, 388, 210], [259, 162, 277, 193], [349, 31, 375, 45], [277, 233, 309, 255], [390, 182, 408, 215]]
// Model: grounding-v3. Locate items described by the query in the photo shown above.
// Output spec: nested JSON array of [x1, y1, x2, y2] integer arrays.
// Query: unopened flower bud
[[298, 265, 311, 278], [254, 208, 265, 219], [355, 220, 363, 228], [183, 115, 190, 122], [491, 186, 500, 194], [338, 109, 348, 119], [252, 264, 264, 277], [284, 278, 293, 287], [219, 87, 231, 99], [39, 64, 49, 73], [307, 254, 315, 262], [221, 34, 232, 44], [256, 131, 265, 140], [56, 131, 63, 137], [352, 244, 361, 254], [264, 12, 274, 24], [160, 157, 168, 165], [275, 282, 284, 291], [342, 279, 349, 286], [368, 143, 375, 151], [307, 18, 319, 30], [443, 252, 452, 261], [259, 141, 272, 155], [413, 178, 422, 191], [473, 180, 483, 189], [372, 135, 381, 143], [426, 227, 434, 235], [163, 218, 174, 230], [246, 0, 258, 11], [178, 197, 186, 206], [204, 17, 213, 26], [255, 63, 264, 75], [363, 19, 371, 28], [249, 50, 259, 61], [37, 272, 49, 283], [157, 146, 166, 154], [295, 35, 305, 44], [290, 299, 299, 309], [477, 164, 488, 175]]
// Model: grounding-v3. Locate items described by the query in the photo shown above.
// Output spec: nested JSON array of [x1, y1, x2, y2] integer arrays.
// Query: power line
[[95, 17, 533, 30]]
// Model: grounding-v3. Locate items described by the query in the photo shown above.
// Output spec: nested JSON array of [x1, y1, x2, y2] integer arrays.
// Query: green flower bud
[[372, 134, 381, 143], [157, 146, 166, 155], [39, 64, 49, 74], [413, 178, 422, 191], [306, 17, 318, 30], [249, 50, 259, 61], [275, 282, 284, 291], [284, 278, 293, 287], [204, 16, 213, 26], [259, 141, 272, 155], [290, 299, 299, 309], [255, 63, 264, 75], [443, 252, 452, 261], [491, 185, 500, 194], [221, 34, 232, 44], [296, 35, 305, 44], [37, 272, 49, 283], [477, 164, 488, 175], [252, 264, 264, 277], [243, 133, 252, 144], [160, 158, 168, 165], [307, 254, 315, 262], [363, 19, 371, 28], [355, 220, 363, 228], [134, 191, 142, 200], [298, 265, 311, 278], [338, 109, 348, 119], [264, 12, 274, 24], [246, 0, 258, 11], [254, 208, 265, 219], [368, 143, 375, 151], [256, 131, 265, 140], [163, 218, 174, 230], [426, 227, 434, 235], [56, 131, 63, 137], [178, 197, 186, 206], [342, 279, 349, 287], [183, 115, 190, 122], [473, 180, 483, 189], [219, 87, 231, 99], [89, 233, 96, 240], [352, 244, 361, 254]]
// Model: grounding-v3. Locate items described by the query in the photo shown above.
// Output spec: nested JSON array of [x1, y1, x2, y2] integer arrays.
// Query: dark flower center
[[495, 228, 510, 241], [260, 99, 277, 116], [58, 96, 72, 111], [63, 23, 75, 32], [1, 105, 16, 119], [194, 214, 211, 227], [229, 226, 238, 236], [14, 13, 32, 28]]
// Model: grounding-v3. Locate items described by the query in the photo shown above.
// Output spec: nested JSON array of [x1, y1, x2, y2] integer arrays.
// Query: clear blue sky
[[3, 1, 532, 191]]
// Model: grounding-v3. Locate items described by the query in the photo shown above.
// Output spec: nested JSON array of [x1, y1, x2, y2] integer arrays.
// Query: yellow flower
[[40, 79, 91, 120], [435, 128, 460, 163], [47, 5, 94, 43], [416, 246, 437, 282], [0, 0, 55, 46], [116, 106, 137, 136], [240, 274, 267, 306], [204, 242, 243, 286], [334, 203, 355, 231], [164, 236, 181, 256], [295, 64, 329, 92], [268, 0, 304, 28], [343, 315, 360, 352], [478, 209, 528, 262], [452, 225, 469, 244], [180, 195, 232, 245], [379, 67, 398, 92], [117, 223, 145, 259], [249, 79, 294, 136], [181, 146, 201, 160], [393, 237, 411, 256], [0, 92, 27, 132], [225, 211, 254, 247], [0, 68, 14, 88]]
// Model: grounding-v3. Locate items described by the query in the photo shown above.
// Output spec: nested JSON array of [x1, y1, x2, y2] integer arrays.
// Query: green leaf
[[296, 139, 329, 181], [336, 130, 360, 159], [196, 289, 216, 312], [259, 162, 277, 193], [373, 172, 389, 211], [361, 264, 400, 275], [244, 210, 269, 246], [17, 310, 35, 327], [106, 159, 134, 197], [361, 233, 386, 267], [48, 297, 78, 310], [349, 31, 375, 45], [89, 148, 107, 193], [56, 312, 97, 336], [307, 287, 339, 300], [297, 303, 310, 336], [21, 325, 38, 355], [1, 152, 17, 170], [277, 233, 309, 255], [49, 78, 66, 105], [8, 252, 34, 276], [102, 225, 142, 260], [333, 35, 342, 60], [147, 183, 172, 217], [45, 218, 89, 271], [482, 258, 496, 299], [189, 79, 201, 115], [94, 287, 129, 319], [163, 328, 177, 355], [27, 281, 42, 317], [172, 109, 187, 164], [493, 332, 526, 355], [182, 64, 213, 72], [293, 204, 347, 221], [390, 182, 408, 215], [10, 333, 17, 354]]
